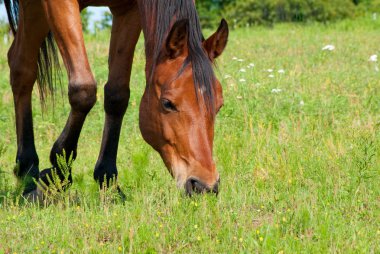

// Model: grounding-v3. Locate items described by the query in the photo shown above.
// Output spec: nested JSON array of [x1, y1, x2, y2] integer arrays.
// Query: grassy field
[[0, 16, 379, 253]]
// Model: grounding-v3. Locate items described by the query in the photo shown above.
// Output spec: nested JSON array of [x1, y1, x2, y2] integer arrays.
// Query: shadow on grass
[[0, 148, 130, 209]]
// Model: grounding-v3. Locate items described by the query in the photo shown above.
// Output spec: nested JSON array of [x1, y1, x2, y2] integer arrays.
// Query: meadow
[[0, 16, 379, 253]]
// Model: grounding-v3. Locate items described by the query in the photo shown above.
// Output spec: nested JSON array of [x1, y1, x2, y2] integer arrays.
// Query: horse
[[4, 0, 229, 198]]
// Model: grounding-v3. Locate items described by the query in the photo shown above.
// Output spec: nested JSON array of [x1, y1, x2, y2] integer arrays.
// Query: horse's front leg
[[40, 0, 97, 186], [94, 6, 141, 190]]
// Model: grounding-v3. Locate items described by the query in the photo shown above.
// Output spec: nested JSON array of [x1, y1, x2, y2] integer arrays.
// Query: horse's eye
[[161, 99, 177, 112]]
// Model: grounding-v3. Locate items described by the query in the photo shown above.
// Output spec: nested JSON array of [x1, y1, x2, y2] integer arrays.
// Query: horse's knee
[[68, 79, 97, 113], [104, 82, 130, 116]]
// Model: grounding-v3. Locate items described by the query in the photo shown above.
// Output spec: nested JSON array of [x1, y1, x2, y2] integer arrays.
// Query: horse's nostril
[[185, 178, 219, 196], [193, 180, 206, 193], [185, 178, 208, 196]]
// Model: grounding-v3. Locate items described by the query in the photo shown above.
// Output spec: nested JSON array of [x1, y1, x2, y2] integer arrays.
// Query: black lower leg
[[94, 116, 124, 187], [94, 85, 130, 188], [43, 81, 97, 187], [13, 95, 40, 194], [15, 146, 39, 194]]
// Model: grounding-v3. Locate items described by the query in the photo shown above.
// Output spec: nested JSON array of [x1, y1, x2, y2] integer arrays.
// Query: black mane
[[141, 0, 216, 110]]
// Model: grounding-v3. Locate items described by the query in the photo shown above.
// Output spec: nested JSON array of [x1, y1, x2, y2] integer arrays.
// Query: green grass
[[0, 17, 379, 253]]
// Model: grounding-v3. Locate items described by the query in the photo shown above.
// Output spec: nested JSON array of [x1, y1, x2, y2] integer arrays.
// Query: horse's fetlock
[[49, 141, 77, 167]]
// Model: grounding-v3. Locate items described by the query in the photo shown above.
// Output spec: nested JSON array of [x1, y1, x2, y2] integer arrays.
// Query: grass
[[0, 16, 379, 253]]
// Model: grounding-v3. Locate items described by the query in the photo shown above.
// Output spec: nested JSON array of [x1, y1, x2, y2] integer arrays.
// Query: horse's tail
[[5, 0, 62, 105]]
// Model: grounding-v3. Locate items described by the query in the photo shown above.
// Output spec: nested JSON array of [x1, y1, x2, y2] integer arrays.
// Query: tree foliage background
[[0, 0, 378, 33], [196, 0, 380, 28]]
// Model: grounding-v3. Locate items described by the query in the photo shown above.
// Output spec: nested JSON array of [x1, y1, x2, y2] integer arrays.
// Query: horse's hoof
[[22, 188, 44, 204], [39, 167, 55, 184], [39, 167, 72, 191]]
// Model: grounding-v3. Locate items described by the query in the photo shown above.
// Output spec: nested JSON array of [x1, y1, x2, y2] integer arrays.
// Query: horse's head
[[139, 19, 228, 195]]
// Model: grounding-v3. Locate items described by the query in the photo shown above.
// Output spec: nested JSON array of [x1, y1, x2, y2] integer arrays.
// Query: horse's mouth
[[184, 177, 219, 196]]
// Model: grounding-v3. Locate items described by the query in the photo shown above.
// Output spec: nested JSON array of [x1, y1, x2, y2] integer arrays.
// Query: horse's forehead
[[158, 61, 194, 88], [156, 60, 220, 106], [163, 73, 196, 101]]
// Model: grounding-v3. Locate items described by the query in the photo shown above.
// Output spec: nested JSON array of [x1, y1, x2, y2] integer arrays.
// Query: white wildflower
[[232, 56, 238, 60], [369, 54, 377, 62], [300, 100, 305, 106], [322, 45, 335, 51], [224, 74, 232, 79], [239, 68, 246, 73], [271, 88, 282, 93], [239, 78, 246, 83], [237, 59, 244, 62], [3, 35, 8, 45], [236, 96, 243, 100], [249, 63, 255, 67], [278, 69, 285, 74], [268, 74, 274, 78], [267, 69, 273, 72]]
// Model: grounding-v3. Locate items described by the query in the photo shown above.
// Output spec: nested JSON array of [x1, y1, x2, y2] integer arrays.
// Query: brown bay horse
[[4, 0, 228, 198]]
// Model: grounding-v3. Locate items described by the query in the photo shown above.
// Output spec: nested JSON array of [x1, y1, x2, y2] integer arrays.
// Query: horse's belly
[[79, 0, 135, 9]]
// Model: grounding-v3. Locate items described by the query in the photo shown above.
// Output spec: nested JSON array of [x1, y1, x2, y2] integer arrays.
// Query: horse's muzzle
[[185, 177, 220, 196]]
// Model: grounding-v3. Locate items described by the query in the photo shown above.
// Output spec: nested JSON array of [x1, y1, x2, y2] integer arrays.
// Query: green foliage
[[80, 9, 92, 33], [196, 0, 231, 28], [0, 19, 9, 35], [92, 11, 113, 34], [223, 0, 357, 27], [356, 0, 380, 13], [99, 11, 112, 30], [197, 0, 379, 28], [37, 152, 73, 196]]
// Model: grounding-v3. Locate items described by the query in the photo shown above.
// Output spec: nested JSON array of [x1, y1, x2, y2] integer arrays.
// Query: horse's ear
[[165, 19, 189, 59], [203, 19, 229, 61]]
